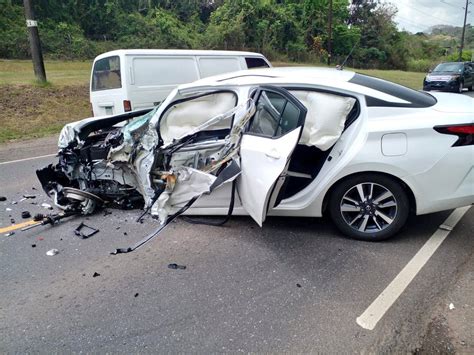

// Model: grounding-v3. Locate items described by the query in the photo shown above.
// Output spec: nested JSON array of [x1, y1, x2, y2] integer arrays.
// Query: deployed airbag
[[290, 91, 356, 151], [160, 92, 237, 145]]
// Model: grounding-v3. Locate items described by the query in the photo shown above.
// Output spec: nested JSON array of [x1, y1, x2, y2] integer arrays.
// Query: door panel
[[238, 86, 307, 226]]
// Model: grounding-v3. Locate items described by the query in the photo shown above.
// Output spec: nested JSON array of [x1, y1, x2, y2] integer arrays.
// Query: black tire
[[457, 81, 464, 93], [328, 174, 409, 241], [468, 84, 473, 91]]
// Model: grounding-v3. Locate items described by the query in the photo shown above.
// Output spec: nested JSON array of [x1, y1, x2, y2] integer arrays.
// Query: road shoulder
[[0, 135, 58, 163]]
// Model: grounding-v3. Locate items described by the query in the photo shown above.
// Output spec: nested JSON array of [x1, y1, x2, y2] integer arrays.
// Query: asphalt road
[[0, 90, 472, 352]]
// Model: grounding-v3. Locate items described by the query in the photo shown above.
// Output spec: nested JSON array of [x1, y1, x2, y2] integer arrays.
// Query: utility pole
[[23, 0, 47, 82], [458, 0, 470, 61], [327, 0, 333, 66]]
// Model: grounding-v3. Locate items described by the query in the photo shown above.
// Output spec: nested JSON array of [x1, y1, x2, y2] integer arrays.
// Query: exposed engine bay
[[37, 92, 256, 252]]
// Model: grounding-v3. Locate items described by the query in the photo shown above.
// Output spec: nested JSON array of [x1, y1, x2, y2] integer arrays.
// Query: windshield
[[433, 63, 463, 73], [92, 56, 121, 91]]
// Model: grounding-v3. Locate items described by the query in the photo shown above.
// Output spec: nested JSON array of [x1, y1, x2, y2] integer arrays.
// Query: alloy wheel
[[339, 182, 398, 234]]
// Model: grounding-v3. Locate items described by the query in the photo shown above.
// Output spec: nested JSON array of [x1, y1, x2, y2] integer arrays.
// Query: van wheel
[[457, 81, 464, 93], [328, 174, 409, 241]]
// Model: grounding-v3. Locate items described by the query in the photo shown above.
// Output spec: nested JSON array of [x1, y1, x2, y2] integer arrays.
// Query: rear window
[[92, 56, 121, 91], [245, 57, 270, 69], [349, 73, 437, 108]]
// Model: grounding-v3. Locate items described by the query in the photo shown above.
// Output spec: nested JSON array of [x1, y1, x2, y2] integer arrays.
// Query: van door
[[128, 56, 200, 111], [90, 55, 126, 116], [238, 86, 307, 226], [197, 56, 243, 78]]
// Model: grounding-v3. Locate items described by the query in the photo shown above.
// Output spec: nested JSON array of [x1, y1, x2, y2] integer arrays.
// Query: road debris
[[41, 203, 53, 210], [31, 244, 36, 248], [134, 293, 139, 297], [21, 211, 31, 219], [74, 222, 99, 239], [19, 194, 36, 202], [5, 231, 15, 237], [439, 224, 453, 231], [0, 196, 6, 201], [46, 248, 59, 256], [5, 207, 12, 211], [449, 303, 455, 310], [296, 283, 302, 288], [168, 263, 186, 270], [10, 218, 15, 224], [92, 272, 101, 277]]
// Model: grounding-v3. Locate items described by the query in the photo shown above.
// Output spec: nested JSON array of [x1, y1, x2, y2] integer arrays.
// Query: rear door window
[[248, 89, 305, 138], [92, 56, 121, 91]]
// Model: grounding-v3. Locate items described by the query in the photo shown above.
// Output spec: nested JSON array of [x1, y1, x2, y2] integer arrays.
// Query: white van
[[90, 49, 271, 116]]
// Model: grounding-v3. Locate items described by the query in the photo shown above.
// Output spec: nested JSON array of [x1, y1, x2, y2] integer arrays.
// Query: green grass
[[0, 60, 91, 86], [0, 59, 426, 144]]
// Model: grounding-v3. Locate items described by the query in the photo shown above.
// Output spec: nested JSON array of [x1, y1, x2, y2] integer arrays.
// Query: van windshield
[[92, 56, 121, 91]]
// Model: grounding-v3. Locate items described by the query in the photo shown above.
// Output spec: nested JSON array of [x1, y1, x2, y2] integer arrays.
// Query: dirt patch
[[0, 84, 90, 143]]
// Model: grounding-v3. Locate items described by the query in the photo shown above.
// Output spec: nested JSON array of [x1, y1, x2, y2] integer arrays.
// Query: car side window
[[248, 90, 302, 138]]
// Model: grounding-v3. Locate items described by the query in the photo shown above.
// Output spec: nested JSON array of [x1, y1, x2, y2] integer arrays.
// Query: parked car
[[38, 67, 473, 251], [423, 61, 474, 93], [90, 49, 271, 116]]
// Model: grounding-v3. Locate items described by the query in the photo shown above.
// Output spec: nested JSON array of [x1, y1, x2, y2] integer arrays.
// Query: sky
[[387, 0, 474, 33]]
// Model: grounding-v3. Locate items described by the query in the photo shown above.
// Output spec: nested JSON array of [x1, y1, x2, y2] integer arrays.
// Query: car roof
[[181, 67, 356, 87], [94, 49, 267, 61], [178, 67, 437, 107]]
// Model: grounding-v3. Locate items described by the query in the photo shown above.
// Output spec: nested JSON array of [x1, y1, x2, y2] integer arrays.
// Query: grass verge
[[0, 59, 426, 144], [0, 84, 90, 143]]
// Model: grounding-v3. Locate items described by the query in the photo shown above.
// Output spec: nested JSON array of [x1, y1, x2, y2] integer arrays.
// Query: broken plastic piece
[[449, 303, 455, 310], [6, 207, 12, 211], [31, 244, 36, 248], [22, 194, 36, 199], [74, 222, 99, 239], [439, 224, 453, 231], [168, 263, 186, 270], [296, 283, 302, 288], [134, 293, 139, 297], [92, 272, 100, 277], [5, 231, 15, 237], [21, 211, 31, 219], [41, 203, 53, 210], [0, 196, 6, 201], [46, 248, 59, 256]]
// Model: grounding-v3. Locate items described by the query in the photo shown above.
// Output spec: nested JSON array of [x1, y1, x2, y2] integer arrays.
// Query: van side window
[[92, 56, 121, 91], [245, 57, 270, 69]]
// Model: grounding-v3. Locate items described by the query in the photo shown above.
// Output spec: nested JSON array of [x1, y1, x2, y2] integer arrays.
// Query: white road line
[[0, 153, 56, 166], [356, 205, 471, 330]]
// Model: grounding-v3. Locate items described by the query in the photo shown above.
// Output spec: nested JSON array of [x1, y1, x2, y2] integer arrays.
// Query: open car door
[[238, 86, 307, 226]]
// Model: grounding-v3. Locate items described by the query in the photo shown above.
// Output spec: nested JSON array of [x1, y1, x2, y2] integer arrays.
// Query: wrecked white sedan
[[37, 68, 474, 252]]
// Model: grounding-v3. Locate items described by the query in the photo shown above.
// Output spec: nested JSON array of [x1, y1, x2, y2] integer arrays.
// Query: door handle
[[265, 149, 281, 159]]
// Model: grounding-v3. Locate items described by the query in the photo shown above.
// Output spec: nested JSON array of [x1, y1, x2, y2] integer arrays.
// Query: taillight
[[123, 100, 132, 112], [434, 124, 473, 146]]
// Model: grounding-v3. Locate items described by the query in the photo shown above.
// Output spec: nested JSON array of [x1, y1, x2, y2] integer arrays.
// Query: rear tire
[[328, 174, 409, 241]]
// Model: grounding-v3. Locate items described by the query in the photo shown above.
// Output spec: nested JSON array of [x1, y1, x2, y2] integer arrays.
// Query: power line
[[395, 16, 430, 31], [399, 2, 460, 26]]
